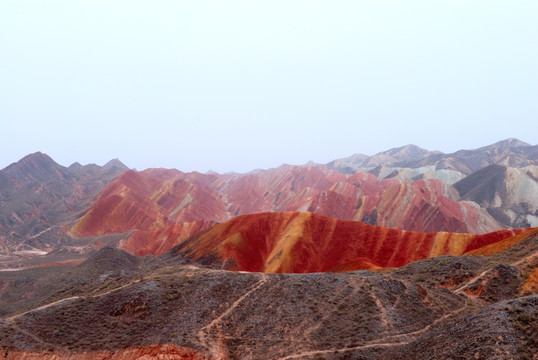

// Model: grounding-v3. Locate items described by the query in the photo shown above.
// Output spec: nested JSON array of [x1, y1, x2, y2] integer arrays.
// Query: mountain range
[[65, 139, 538, 260], [0, 153, 127, 257], [0, 139, 537, 359]]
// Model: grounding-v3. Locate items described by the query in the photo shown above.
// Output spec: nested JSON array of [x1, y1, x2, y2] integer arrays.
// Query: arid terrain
[[1, 229, 536, 359], [1, 139, 537, 359]]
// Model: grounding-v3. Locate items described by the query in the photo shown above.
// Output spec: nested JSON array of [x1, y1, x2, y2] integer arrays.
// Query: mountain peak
[[493, 138, 530, 148], [370, 144, 441, 165], [18, 151, 55, 164], [381, 144, 437, 157], [2, 152, 65, 182], [103, 159, 129, 170]]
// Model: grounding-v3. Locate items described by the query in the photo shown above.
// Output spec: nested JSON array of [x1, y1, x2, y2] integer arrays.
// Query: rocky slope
[[0, 153, 128, 264], [70, 167, 504, 257], [454, 164, 538, 228], [0, 227, 537, 359], [3, 139, 537, 264], [328, 138, 538, 175], [170, 211, 531, 273], [0, 344, 209, 360]]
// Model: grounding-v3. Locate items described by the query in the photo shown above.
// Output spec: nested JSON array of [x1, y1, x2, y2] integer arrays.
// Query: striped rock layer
[[71, 166, 503, 256], [172, 211, 531, 273]]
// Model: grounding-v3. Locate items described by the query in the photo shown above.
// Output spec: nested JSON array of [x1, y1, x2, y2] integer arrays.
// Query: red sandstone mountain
[[1, 141, 538, 359], [170, 211, 530, 273], [2, 139, 537, 266], [70, 166, 503, 256]]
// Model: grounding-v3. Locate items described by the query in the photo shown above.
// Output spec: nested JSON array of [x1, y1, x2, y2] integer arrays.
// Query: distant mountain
[[2, 139, 537, 265], [70, 165, 504, 257], [454, 164, 538, 228], [328, 138, 538, 175], [368, 165, 466, 184], [2, 152, 67, 184], [103, 158, 129, 170], [354, 179, 501, 234], [0, 153, 128, 255], [404, 138, 538, 174], [327, 144, 440, 173]]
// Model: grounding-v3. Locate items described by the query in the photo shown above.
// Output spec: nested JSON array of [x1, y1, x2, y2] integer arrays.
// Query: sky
[[1, 0, 537, 173]]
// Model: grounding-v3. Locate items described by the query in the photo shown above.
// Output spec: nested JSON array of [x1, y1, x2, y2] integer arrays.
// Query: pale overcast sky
[[1, 0, 537, 173]]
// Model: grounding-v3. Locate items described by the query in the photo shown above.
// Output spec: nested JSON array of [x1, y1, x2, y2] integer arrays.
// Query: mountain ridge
[[0, 153, 129, 259], [169, 211, 531, 273], [328, 138, 537, 175], [2, 138, 538, 267], [1, 139, 537, 359]]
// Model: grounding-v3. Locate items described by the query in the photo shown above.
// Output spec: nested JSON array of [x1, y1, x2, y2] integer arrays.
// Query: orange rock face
[[0, 344, 210, 360], [173, 212, 529, 273], [522, 268, 538, 294], [71, 166, 504, 256], [121, 221, 214, 256], [465, 228, 538, 256], [352, 179, 502, 234]]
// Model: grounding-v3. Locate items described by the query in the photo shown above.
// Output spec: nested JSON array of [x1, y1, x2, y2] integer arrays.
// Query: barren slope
[[171, 212, 529, 273], [0, 249, 468, 360], [327, 138, 538, 175], [454, 164, 538, 228], [1, 228, 537, 360], [0, 153, 127, 262], [71, 166, 503, 257]]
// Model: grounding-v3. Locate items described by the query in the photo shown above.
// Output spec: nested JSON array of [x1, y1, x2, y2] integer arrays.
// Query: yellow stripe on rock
[[264, 212, 311, 273]]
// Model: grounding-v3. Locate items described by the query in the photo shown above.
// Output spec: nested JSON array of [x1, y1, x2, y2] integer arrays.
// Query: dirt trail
[[5, 297, 80, 322], [371, 290, 393, 331], [5, 279, 142, 322], [276, 299, 468, 360], [303, 278, 365, 340], [452, 249, 538, 297], [198, 274, 268, 360], [453, 267, 492, 294], [277, 341, 402, 360], [89, 279, 141, 297], [511, 249, 538, 267], [29, 226, 56, 239], [8, 322, 62, 350]]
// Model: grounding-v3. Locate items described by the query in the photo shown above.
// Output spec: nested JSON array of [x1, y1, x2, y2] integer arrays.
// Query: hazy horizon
[[1, 137, 535, 174], [1, 1, 537, 173]]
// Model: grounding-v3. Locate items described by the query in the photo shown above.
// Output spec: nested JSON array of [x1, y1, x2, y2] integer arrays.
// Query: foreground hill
[[1, 227, 536, 359]]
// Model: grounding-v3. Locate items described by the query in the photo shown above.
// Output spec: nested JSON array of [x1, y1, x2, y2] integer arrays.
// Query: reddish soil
[[71, 167, 505, 257], [0, 344, 210, 359], [173, 212, 529, 273]]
